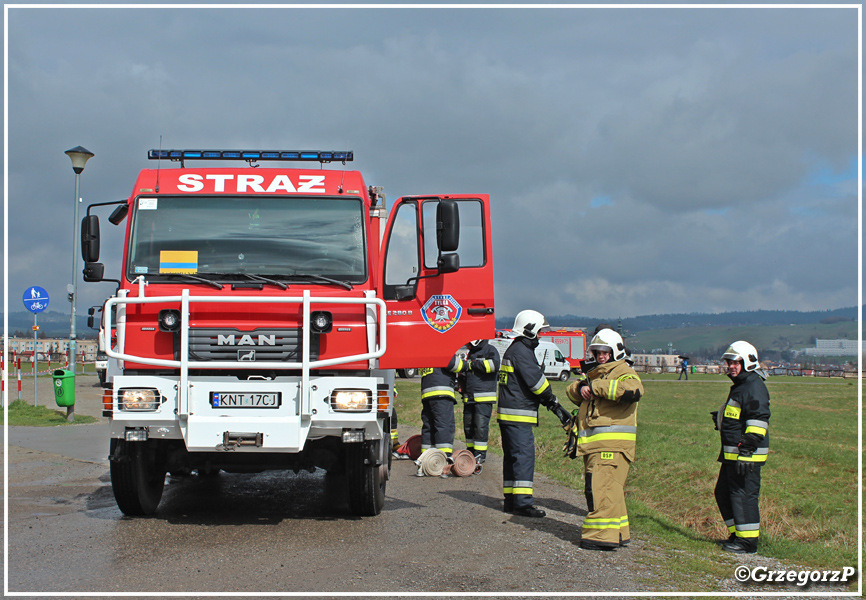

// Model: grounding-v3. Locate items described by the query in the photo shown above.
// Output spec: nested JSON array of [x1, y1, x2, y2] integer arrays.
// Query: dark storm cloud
[[6, 5, 860, 319]]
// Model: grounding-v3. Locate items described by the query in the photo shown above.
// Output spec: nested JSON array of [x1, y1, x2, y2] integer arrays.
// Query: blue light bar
[[147, 149, 353, 163]]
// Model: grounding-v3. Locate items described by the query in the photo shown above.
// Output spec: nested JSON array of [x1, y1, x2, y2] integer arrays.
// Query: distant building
[[803, 339, 864, 357], [2, 338, 98, 361], [631, 354, 679, 368]]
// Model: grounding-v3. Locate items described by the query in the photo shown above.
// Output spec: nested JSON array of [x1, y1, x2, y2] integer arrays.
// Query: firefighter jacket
[[717, 370, 770, 464], [420, 354, 465, 403], [463, 340, 500, 404], [565, 359, 643, 461], [497, 336, 556, 426]]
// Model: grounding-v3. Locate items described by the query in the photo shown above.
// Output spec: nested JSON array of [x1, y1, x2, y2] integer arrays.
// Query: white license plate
[[211, 392, 282, 408]]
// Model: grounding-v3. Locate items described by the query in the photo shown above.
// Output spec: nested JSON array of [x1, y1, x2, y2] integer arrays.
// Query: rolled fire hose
[[449, 449, 482, 476], [415, 449, 449, 477], [397, 434, 423, 460]]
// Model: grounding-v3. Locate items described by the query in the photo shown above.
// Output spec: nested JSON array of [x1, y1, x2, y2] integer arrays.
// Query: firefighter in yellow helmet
[[713, 340, 770, 554], [565, 328, 643, 550]]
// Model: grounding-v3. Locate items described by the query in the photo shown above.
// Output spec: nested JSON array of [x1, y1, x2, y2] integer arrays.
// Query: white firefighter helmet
[[588, 328, 627, 362], [512, 310, 549, 339], [721, 341, 759, 372]]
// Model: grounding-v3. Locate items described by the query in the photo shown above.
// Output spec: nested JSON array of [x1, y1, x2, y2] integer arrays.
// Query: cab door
[[378, 195, 495, 368]]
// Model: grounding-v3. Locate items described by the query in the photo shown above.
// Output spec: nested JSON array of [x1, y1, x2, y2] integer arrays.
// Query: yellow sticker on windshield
[[160, 250, 198, 274]]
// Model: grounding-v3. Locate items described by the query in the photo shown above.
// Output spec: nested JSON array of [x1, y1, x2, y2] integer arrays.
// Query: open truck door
[[379, 195, 494, 368]]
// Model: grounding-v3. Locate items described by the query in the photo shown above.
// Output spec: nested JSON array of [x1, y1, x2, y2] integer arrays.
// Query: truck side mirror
[[81, 215, 100, 262], [108, 203, 129, 225], [83, 262, 104, 282], [437, 252, 459, 274], [436, 200, 460, 252]]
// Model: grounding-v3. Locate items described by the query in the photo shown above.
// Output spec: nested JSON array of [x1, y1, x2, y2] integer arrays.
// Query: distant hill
[[626, 321, 859, 361], [496, 307, 859, 333]]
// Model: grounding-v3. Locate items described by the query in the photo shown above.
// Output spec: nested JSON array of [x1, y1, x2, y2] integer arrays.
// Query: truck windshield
[[127, 195, 367, 283]]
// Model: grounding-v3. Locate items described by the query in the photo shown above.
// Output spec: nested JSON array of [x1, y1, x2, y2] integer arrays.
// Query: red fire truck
[[80, 149, 495, 516], [539, 328, 587, 374]]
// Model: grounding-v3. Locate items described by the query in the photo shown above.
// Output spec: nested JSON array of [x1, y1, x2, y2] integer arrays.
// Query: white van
[[489, 338, 572, 381]]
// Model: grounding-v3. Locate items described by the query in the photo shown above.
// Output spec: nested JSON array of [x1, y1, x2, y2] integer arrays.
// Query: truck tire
[[345, 441, 385, 516], [397, 368, 417, 379], [110, 438, 166, 516], [559, 371, 570, 381], [97, 370, 106, 387]]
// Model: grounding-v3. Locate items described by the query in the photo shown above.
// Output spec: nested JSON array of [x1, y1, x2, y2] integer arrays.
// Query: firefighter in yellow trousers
[[565, 328, 644, 551]]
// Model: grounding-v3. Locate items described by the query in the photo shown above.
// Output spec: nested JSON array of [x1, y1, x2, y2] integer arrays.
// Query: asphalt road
[[4, 374, 847, 597]]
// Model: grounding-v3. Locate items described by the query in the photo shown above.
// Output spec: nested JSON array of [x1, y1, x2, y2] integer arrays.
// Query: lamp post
[[65, 146, 94, 379]]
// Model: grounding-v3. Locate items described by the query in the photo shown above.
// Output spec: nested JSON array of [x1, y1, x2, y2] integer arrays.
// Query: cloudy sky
[[5, 2, 861, 320]]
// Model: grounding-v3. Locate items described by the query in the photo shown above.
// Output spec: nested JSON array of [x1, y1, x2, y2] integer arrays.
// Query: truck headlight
[[118, 388, 162, 411], [330, 389, 372, 412]]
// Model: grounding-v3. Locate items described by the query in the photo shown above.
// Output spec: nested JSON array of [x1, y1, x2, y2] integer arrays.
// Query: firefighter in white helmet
[[712, 340, 770, 554], [497, 310, 571, 517], [565, 327, 643, 551]]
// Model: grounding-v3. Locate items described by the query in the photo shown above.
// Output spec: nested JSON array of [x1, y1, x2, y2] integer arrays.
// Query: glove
[[738, 432, 761, 454], [735, 432, 760, 475], [619, 389, 641, 404], [710, 411, 719, 430], [736, 459, 754, 476], [550, 402, 571, 427], [562, 414, 578, 459]]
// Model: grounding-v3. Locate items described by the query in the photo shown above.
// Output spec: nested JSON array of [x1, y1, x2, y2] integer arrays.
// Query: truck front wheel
[[345, 441, 386, 516], [110, 438, 166, 516], [559, 371, 570, 381]]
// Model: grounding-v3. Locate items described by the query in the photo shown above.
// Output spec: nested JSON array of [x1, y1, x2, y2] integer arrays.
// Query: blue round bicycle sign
[[23, 286, 49, 313]]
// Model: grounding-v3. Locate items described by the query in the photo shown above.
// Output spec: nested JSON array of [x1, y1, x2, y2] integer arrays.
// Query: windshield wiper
[[288, 274, 353, 290], [164, 273, 224, 290], [243, 274, 290, 290]]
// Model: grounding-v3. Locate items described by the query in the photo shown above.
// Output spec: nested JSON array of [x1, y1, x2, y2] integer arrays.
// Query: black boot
[[721, 538, 757, 554], [513, 505, 546, 518], [580, 539, 618, 551]]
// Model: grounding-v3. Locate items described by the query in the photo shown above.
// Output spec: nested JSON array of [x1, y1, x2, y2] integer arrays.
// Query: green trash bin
[[53, 369, 76, 407]]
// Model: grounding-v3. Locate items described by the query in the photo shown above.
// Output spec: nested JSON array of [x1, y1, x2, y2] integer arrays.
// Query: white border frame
[[3, 3, 862, 598]]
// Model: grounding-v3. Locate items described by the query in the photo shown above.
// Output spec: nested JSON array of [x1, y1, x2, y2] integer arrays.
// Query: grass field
[[394, 372, 859, 586], [2, 399, 98, 426]]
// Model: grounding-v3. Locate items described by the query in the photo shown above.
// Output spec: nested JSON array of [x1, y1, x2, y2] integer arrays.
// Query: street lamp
[[65, 146, 94, 377]]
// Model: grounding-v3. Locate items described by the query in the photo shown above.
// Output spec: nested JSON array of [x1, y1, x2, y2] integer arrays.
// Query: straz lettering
[[218, 334, 276, 346], [176, 173, 327, 194]]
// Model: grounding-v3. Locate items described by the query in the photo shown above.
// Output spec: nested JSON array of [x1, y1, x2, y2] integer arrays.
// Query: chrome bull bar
[[103, 289, 387, 419]]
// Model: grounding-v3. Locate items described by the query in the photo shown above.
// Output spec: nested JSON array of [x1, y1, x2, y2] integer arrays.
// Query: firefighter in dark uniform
[[713, 340, 770, 554], [419, 353, 465, 457], [497, 310, 571, 517], [461, 339, 500, 464]]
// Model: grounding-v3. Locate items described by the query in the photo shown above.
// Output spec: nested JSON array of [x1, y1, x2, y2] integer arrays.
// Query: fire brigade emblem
[[421, 295, 462, 333]]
